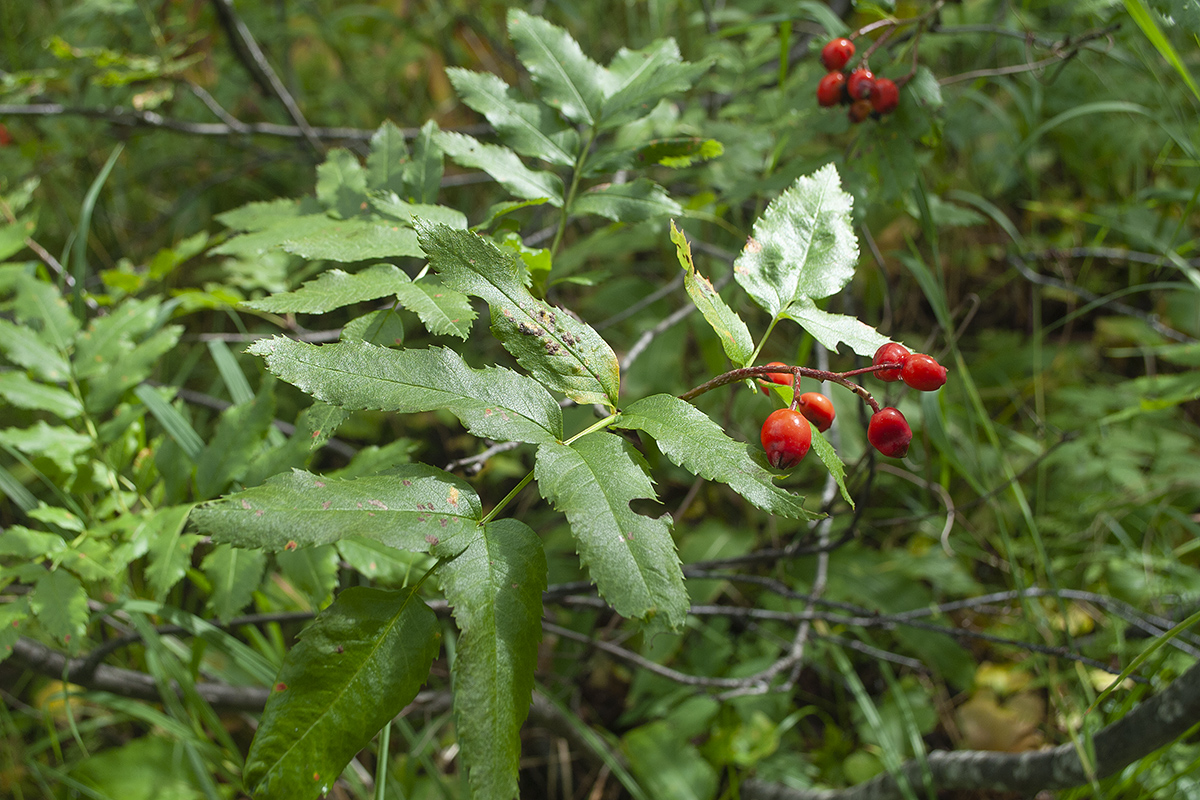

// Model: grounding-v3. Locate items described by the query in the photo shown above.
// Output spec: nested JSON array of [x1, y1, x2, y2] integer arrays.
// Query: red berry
[[846, 69, 875, 100], [797, 392, 835, 432], [848, 99, 873, 124], [901, 353, 947, 391], [816, 72, 847, 108], [868, 407, 912, 458], [870, 78, 899, 114], [821, 38, 855, 72], [872, 343, 911, 382], [758, 361, 792, 394], [761, 408, 812, 469]]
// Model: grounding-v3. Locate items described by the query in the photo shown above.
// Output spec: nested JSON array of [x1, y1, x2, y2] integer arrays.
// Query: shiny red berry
[[758, 362, 792, 394], [817, 72, 847, 108], [868, 407, 912, 458], [870, 78, 899, 114], [848, 99, 873, 124], [901, 353, 947, 391], [872, 343, 911, 382], [797, 392, 835, 432], [761, 408, 812, 469], [821, 38, 855, 71], [846, 69, 875, 100]]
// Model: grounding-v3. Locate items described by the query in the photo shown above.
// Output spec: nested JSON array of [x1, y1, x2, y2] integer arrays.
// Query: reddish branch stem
[[679, 363, 899, 415]]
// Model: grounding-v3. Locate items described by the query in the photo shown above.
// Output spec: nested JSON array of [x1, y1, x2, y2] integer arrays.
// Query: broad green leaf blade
[[282, 219, 423, 262], [195, 380, 276, 499], [394, 277, 476, 339], [342, 309, 405, 346], [302, 401, 352, 451], [211, 214, 336, 258], [145, 505, 201, 600], [571, 179, 681, 223], [30, 569, 88, 649], [445, 68, 578, 166], [507, 9, 612, 126], [670, 221, 752, 367], [190, 466, 482, 559], [245, 586, 440, 800], [436, 132, 565, 206], [782, 297, 890, 358], [217, 198, 304, 232], [806, 423, 853, 508], [614, 395, 818, 520], [0, 597, 30, 663], [535, 432, 687, 628], [600, 39, 709, 128], [0, 372, 83, 418], [636, 137, 724, 168], [734, 164, 858, 317], [276, 544, 340, 608], [440, 519, 547, 800], [74, 297, 165, 378], [0, 317, 71, 382], [316, 148, 369, 219], [403, 120, 444, 204], [12, 274, 80, 354], [85, 326, 182, 414], [366, 120, 411, 194], [243, 264, 411, 314], [369, 193, 468, 229], [201, 543, 267, 623], [0, 421, 91, 475], [416, 224, 620, 408], [247, 337, 563, 444]]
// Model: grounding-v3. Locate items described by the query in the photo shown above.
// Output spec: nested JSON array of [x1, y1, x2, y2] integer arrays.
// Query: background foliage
[[2, 1, 1200, 799]]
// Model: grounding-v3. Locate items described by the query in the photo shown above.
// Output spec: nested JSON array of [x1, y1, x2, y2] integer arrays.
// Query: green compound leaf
[[244, 586, 440, 800], [445, 68, 578, 166], [215, 198, 304, 233], [366, 120, 411, 195], [782, 297, 890, 358], [417, 223, 620, 408], [614, 395, 819, 520], [0, 317, 71, 382], [535, 432, 687, 629], [0, 372, 83, 419], [440, 519, 547, 800], [315, 148, 369, 219], [507, 9, 612, 126], [248, 337, 563, 444], [201, 543, 267, 624], [571, 178, 681, 223], [805, 422, 853, 508], [369, 193, 468, 229], [189, 466, 482, 560], [671, 221, 752, 367], [74, 296, 164, 379], [0, 420, 91, 476], [394, 277, 475, 339], [436, 132, 565, 206], [30, 569, 88, 649], [282, 219, 423, 262], [243, 264, 411, 315], [600, 38, 710, 128], [734, 163, 858, 317], [12, 274, 80, 355]]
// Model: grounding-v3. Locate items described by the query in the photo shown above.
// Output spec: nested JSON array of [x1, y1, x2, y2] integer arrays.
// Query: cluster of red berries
[[757, 343, 947, 468], [816, 37, 899, 123]]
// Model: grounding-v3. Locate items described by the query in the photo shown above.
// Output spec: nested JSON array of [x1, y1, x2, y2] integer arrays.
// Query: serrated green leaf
[[0, 317, 71, 382], [440, 519, 546, 800], [507, 9, 612, 126], [277, 544, 339, 608], [190, 467, 482, 559], [316, 148, 369, 219], [636, 137, 723, 168], [342, 308, 404, 346], [404, 120, 443, 204], [394, 277, 475, 339], [211, 214, 337, 258], [30, 569, 88, 648], [144, 505, 201, 600], [0, 525, 67, 560], [248, 338, 563, 444], [85, 325, 182, 413], [782, 298, 890, 358], [446, 68, 578, 166], [366, 120, 411, 194], [0, 372, 83, 418], [244, 586, 440, 800], [805, 424, 853, 508], [600, 39, 709, 128], [202, 543, 267, 623], [0, 215, 35, 261], [281, 219, 423, 262], [27, 504, 84, 533], [0, 420, 91, 475], [0, 597, 29, 663], [216, 198, 304, 232], [12, 274, 80, 354], [436, 132, 565, 206], [734, 164, 858, 317], [535, 433, 687, 628], [301, 401, 353, 452], [671, 221, 752, 366], [614, 395, 818, 520], [74, 296, 163, 379], [572, 178, 681, 222], [195, 380, 276, 499], [474, 198, 552, 232], [369, 192, 469, 229], [417, 224, 620, 407], [244, 264, 411, 314]]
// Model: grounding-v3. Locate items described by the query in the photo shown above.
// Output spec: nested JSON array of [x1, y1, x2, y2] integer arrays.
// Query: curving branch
[[743, 654, 1200, 800]]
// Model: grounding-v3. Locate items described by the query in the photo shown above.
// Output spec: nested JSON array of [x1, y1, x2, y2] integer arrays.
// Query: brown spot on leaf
[[276, 682, 287, 692], [425, 534, 439, 546], [285, 540, 298, 551]]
